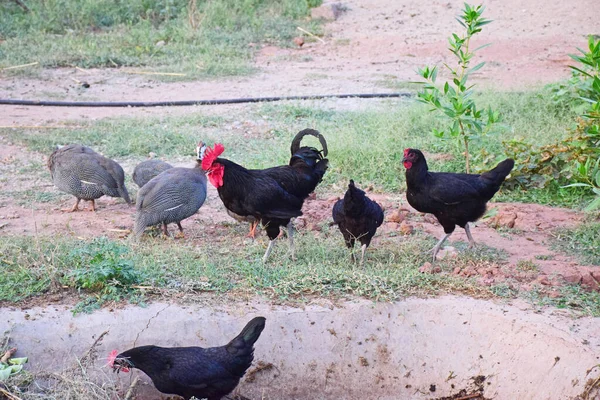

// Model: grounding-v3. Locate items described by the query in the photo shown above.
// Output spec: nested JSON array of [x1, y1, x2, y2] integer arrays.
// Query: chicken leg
[[287, 222, 296, 261], [175, 222, 185, 239], [431, 233, 452, 262], [359, 244, 367, 266], [63, 198, 81, 212], [464, 223, 475, 247], [262, 240, 275, 263], [248, 220, 259, 239]]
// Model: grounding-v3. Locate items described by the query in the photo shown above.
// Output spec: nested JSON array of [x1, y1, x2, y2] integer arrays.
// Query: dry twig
[[1, 62, 38, 71], [0, 348, 17, 364], [297, 27, 326, 44], [125, 71, 187, 77]]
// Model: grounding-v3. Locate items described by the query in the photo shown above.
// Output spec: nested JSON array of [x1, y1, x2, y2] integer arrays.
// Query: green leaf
[[472, 43, 492, 52], [9, 365, 22, 374], [8, 358, 28, 365], [469, 61, 486, 73], [584, 195, 600, 211], [562, 183, 593, 188], [0, 368, 11, 381]]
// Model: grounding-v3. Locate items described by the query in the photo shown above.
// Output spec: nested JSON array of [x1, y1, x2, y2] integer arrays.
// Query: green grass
[[0, 231, 489, 307], [1, 87, 593, 207], [0, 0, 322, 78], [2, 232, 597, 316], [551, 221, 600, 266]]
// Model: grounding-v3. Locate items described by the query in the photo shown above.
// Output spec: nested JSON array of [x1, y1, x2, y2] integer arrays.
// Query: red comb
[[107, 349, 118, 367], [403, 148, 410, 157], [107, 349, 129, 372], [202, 143, 225, 171]]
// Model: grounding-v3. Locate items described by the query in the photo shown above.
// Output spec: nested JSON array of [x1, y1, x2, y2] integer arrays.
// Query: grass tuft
[[0, 0, 322, 78], [551, 221, 600, 266]]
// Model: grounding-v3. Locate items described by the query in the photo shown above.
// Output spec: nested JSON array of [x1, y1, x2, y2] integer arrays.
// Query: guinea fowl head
[[402, 148, 425, 170], [201, 143, 225, 188], [196, 141, 207, 161]]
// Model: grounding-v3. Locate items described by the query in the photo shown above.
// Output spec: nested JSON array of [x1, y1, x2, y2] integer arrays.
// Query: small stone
[[562, 272, 583, 285], [293, 36, 305, 47], [536, 275, 550, 286], [581, 273, 599, 291], [548, 290, 561, 298], [419, 262, 432, 273], [155, 40, 165, 47], [399, 221, 414, 235], [488, 212, 517, 229], [387, 209, 405, 223]]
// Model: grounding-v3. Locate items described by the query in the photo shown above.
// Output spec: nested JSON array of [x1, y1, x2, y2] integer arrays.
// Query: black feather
[[113, 317, 266, 400], [332, 180, 384, 250]]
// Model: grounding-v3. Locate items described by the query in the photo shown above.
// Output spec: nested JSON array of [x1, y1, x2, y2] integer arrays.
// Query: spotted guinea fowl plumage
[[133, 144, 207, 239], [48, 144, 131, 211], [133, 159, 173, 188]]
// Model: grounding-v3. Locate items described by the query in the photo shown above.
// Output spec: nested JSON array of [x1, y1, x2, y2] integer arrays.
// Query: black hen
[[332, 180, 384, 265], [402, 148, 514, 260], [111, 317, 266, 400], [203, 129, 328, 262]]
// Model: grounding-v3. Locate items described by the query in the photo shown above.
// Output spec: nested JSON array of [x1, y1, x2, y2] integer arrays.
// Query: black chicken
[[402, 149, 514, 261], [203, 129, 328, 262], [226, 129, 329, 240], [332, 180, 384, 265], [110, 317, 266, 400]]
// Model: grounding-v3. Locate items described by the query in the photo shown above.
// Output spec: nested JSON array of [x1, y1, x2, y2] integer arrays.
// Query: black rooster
[[402, 149, 514, 261], [203, 129, 328, 262], [110, 317, 266, 400], [332, 180, 384, 265], [226, 129, 329, 240]]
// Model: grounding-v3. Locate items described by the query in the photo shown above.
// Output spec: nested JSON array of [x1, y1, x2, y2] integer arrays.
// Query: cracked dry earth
[[2, 0, 600, 398]]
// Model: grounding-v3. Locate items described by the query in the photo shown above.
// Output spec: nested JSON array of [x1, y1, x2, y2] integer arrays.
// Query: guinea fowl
[[110, 317, 266, 400], [202, 129, 328, 262], [133, 143, 207, 240], [132, 159, 173, 188], [332, 180, 384, 265], [47, 144, 131, 212], [402, 148, 514, 261], [226, 129, 329, 239]]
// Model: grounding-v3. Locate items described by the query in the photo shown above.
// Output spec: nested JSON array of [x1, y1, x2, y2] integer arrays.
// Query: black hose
[[0, 92, 412, 108]]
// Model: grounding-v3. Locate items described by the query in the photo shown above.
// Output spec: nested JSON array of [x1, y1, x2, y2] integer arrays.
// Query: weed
[[551, 222, 600, 266], [0, 0, 322, 78], [524, 285, 600, 317], [516, 259, 539, 272], [416, 4, 500, 173]]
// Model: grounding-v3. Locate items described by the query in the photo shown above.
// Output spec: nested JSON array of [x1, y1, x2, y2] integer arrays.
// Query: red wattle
[[403, 161, 412, 169]]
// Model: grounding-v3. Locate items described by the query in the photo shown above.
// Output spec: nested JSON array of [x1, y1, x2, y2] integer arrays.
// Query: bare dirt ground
[[1, 1, 600, 399], [1, 0, 599, 125]]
